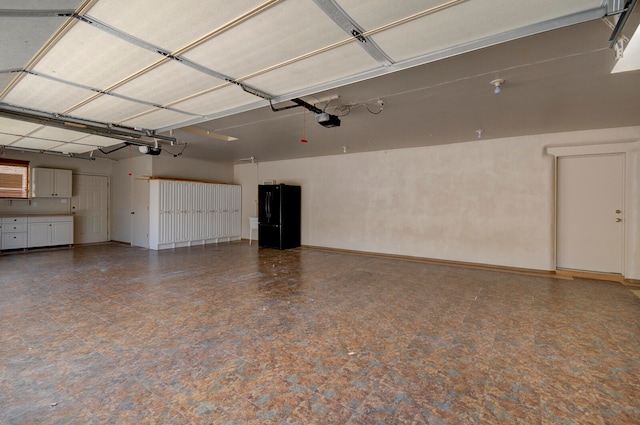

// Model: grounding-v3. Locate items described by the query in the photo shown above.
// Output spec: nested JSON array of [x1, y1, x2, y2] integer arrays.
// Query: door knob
[[615, 210, 621, 214], [616, 218, 622, 222]]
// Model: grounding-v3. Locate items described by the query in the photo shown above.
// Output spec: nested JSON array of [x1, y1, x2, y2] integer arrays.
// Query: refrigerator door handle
[[265, 192, 271, 220]]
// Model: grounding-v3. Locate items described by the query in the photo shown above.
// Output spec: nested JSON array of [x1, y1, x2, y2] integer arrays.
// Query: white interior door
[[71, 174, 109, 244], [131, 178, 149, 248], [557, 154, 624, 274]]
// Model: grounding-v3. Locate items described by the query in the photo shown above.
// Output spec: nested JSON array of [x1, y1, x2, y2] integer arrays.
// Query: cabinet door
[[205, 184, 218, 239], [158, 181, 175, 243], [2, 232, 27, 249], [191, 183, 205, 240], [32, 168, 72, 197], [54, 169, 72, 197], [175, 182, 189, 242], [52, 221, 73, 245], [28, 222, 51, 247], [32, 168, 55, 197], [231, 185, 241, 237], [217, 185, 229, 237]]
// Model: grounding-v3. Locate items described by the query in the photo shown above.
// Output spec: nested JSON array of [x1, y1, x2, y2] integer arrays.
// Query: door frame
[[547, 142, 633, 277], [71, 172, 111, 243], [555, 153, 625, 275]]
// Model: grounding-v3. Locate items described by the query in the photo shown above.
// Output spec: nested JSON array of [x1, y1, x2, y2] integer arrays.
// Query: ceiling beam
[[0, 103, 176, 145]]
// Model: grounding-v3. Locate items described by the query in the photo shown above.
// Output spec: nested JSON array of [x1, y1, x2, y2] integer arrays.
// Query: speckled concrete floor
[[1, 242, 639, 424]]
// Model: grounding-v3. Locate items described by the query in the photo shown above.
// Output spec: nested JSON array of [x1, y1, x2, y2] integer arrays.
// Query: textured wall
[[151, 155, 233, 183], [235, 127, 640, 277]]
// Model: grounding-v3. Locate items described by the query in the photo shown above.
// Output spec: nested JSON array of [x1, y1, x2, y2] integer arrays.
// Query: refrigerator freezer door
[[258, 224, 281, 249], [279, 185, 301, 249]]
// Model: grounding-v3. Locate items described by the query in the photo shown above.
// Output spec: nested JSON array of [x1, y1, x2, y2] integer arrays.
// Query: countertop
[[0, 214, 74, 218]]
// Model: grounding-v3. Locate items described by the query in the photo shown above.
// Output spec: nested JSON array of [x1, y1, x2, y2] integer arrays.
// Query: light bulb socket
[[490, 79, 505, 95]]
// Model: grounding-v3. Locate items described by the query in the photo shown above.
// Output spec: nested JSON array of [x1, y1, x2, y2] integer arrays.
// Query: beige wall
[[234, 126, 640, 279], [150, 155, 233, 183]]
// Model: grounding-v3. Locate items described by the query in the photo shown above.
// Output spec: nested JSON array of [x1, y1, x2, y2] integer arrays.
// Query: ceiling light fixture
[[490, 79, 505, 95]]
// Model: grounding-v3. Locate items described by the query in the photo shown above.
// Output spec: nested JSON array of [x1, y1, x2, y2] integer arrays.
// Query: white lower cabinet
[[149, 180, 241, 250], [27, 216, 74, 248], [1, 216, 72, 251], [1, 217, 28, 250], [27, 222, 50, 247]]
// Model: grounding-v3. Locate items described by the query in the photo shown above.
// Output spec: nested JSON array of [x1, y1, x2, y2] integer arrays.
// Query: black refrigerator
[[258, 184, 301, 249]]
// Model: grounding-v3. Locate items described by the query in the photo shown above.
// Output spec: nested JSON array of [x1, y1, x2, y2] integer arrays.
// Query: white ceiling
[[0, 0, 638, 163]]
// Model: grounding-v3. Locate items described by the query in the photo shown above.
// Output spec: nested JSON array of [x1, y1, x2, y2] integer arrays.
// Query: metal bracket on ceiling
[[269, 98, 323, 114], [614, 38, 626, 59], [310, 0, 394, 67], [238, 83, 273, 101], [608, 0, 638, 47]]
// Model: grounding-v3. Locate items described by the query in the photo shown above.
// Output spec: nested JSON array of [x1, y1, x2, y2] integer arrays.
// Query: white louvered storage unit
[[149, 179, 241, 250]]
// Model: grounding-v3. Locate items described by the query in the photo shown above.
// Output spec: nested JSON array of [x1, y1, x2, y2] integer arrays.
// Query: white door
[[131, 178, 149, 248], [71, 174, 109, 244], [557, 154, 624, 274]]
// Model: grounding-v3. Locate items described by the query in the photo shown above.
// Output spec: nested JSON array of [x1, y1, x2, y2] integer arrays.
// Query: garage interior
[[2, 1, 640, 424]]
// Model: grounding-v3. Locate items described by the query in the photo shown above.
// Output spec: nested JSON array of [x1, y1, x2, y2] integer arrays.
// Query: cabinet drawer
[[51, 216, 73, 222], [28, 216, 53, 223], [2, 224, 27, 232], [1, 217, 27, 224], [2, 232, 27, 249], [27, 216, 73, 223]]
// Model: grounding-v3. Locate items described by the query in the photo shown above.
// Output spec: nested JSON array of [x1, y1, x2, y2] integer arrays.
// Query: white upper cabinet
[[31, 168, 72, 198]]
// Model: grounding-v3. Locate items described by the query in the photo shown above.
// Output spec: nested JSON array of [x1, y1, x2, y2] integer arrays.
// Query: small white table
[[249, 217, 259, 245]]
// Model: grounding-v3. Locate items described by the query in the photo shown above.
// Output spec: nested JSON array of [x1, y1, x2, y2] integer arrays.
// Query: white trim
[[546, 140, 639, 157]]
